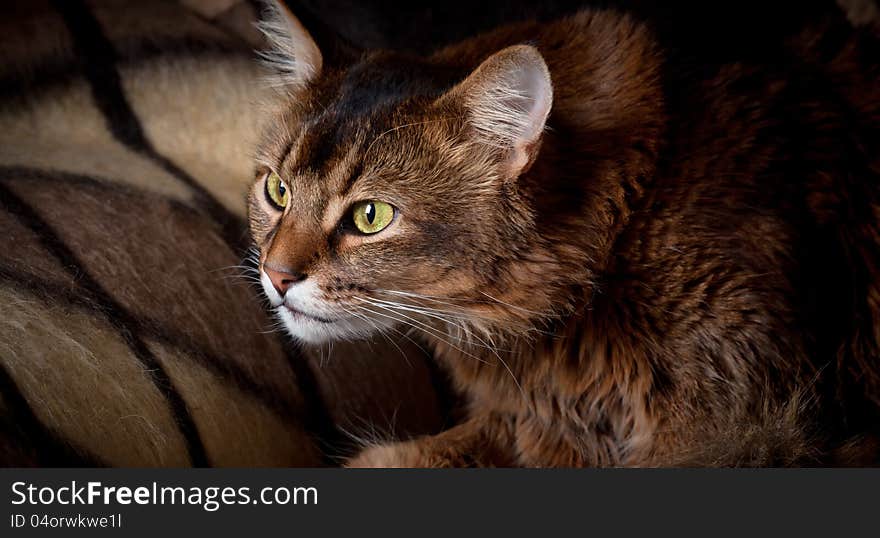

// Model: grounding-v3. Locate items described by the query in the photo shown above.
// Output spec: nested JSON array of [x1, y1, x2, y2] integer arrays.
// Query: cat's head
[[248, 1, 561, 344]]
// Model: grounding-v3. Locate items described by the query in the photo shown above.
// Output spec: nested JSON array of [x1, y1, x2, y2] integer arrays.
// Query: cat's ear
[[257, 0, 323, 87], [444, 45, 553, 175]]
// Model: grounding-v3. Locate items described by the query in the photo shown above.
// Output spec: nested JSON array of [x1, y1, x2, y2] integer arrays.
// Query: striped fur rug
[[0, 0, 448, 467]]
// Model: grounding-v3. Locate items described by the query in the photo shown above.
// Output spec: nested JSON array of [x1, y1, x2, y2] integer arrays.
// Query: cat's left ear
[[442, 45, 553, 176], [257, 0, 323, 87]]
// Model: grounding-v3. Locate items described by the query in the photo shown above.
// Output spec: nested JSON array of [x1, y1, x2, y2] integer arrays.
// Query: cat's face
[[248, 2, 553, 343]]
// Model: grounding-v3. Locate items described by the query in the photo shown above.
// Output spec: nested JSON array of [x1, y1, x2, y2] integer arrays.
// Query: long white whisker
[[340, 305, 413, 367], [356, 300, 525, 400], [356, 297, 507, 354], [353, 303, 490, 365], [364, 293, 528, 399], [377, 289, 538, 325]]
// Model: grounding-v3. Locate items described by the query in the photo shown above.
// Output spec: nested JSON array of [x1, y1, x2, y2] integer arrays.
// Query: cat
[[247, 0, 880, 466]]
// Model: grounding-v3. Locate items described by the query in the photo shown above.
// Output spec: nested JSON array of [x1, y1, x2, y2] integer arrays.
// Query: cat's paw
[[345, 443, 423, 468]]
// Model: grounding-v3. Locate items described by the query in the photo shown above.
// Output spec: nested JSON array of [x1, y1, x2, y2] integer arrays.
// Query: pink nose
[[264, 265, 306, 296]]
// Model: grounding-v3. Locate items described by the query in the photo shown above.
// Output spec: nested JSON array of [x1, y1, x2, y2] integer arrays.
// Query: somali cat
[[247, 0, 880, 466]]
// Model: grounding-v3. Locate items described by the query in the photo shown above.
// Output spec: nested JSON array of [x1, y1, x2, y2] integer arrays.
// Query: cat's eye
[[351, 200, 395, 234], [265, 171, 289, 209]]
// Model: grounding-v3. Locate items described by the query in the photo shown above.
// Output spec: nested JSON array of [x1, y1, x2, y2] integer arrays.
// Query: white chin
[[276, 307, 381, 344]]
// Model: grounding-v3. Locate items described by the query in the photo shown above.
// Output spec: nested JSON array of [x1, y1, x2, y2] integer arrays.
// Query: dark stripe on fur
[[0, 261, 307, 427], [0, 165, 347, 464], [0, 181, 209, 467], [0, 165, 324, 428], [51, 0, 248, 253], [0, 362, 106, 467], [49, 1, 352, 464], [0, 45, 246, 106], [0, 164, 199, 213], [339, 159, 365, 197]]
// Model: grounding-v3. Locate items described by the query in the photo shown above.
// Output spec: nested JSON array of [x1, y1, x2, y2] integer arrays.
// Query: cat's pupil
[[278, 183, 286, 196], [365, 203, 375, 224]]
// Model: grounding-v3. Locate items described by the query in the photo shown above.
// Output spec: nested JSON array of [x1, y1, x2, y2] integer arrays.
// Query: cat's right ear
[[439, 45, 553, 177], [257, 0, 323, 88]]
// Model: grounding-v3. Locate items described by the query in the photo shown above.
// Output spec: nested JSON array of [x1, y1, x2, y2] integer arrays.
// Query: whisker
[[357, 298, 475, 342], [339, 305, 413, 367], [353, 302, 490, 365], [373, 289, 548, 338]]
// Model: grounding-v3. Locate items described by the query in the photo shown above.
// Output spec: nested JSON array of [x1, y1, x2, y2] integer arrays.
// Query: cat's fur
[[249, 0, 880, 466]]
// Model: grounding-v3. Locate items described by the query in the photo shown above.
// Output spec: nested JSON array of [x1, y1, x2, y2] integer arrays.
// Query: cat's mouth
[[281, 303, 340, 324]]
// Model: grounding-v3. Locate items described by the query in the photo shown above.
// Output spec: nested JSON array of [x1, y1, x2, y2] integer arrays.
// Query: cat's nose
[[263, 265, 306, 296]]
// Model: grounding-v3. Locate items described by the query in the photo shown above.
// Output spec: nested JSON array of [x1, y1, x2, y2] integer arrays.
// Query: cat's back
[[619, 12, 880, 443]]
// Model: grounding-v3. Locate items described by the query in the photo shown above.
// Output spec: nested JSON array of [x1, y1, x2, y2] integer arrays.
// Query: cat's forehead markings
[[279, 118, 322, 177], [314, 144, 362, 233], [278, 131, 304, 174], [285, 115, 356, 181], [322, 196, 347, 233], [336, 145, 367, 197], [328, 144, 362, 192]]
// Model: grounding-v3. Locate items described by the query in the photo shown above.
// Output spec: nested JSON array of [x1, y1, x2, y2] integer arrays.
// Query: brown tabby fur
[[250, 3, 880, 466]]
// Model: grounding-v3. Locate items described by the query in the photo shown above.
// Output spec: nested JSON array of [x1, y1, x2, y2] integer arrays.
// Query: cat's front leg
[[345, 441, 425, 468], [346, 414, 515, 468]]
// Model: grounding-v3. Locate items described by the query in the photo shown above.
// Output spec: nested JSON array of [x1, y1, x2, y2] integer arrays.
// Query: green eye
[[351, 200, 395, 234], [265, 171, 289, 209]]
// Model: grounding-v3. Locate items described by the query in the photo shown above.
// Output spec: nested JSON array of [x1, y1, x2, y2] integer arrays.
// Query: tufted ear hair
[[441, 45, 553, 175], [257, 0, 323, 88]]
